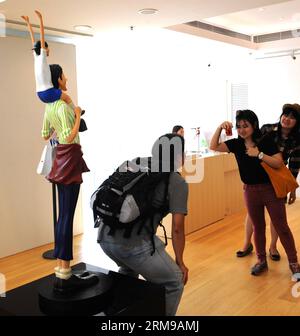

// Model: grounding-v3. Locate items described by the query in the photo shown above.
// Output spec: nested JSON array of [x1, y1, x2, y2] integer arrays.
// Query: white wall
[[75, 28, 252, 230], [0, 35, 82, 258], [249, 56, 300, 125]]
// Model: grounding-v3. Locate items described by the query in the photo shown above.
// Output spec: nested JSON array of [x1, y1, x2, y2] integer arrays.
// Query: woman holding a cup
[[210, 109, 300, 280], [235, 104, 300, 260]]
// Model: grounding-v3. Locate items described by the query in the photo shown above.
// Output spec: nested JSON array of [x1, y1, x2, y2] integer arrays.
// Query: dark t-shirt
[[225, 135, 279, 184]]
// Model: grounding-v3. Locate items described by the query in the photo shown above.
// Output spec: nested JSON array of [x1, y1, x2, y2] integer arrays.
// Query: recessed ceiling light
[[279, 17, 284, 21], [138, 8, 158, 15], [74, 25, 93, 32], [258, 8, 265, 12], [0, 0, 7, 3]]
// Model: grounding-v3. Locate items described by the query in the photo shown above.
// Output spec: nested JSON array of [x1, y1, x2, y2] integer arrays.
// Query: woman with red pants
[[236, 104, 300, 260], [210, 109, 300, 280]]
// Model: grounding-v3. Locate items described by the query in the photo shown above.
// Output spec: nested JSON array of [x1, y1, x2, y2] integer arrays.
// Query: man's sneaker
[[289, 263, 300, 282], [251, 261, 268, 276], [53, 273, 99, 294]]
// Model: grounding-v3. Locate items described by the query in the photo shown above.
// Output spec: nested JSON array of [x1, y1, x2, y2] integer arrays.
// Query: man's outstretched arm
[[172, 213, 189, 285]]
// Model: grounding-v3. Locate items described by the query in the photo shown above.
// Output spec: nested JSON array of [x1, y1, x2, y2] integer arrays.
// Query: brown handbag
[[261, 162, 299, 198]]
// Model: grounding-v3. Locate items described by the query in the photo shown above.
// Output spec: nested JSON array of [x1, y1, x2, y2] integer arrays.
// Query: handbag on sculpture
[[261, 162, 299, 198], [37, 139, 57, 176]]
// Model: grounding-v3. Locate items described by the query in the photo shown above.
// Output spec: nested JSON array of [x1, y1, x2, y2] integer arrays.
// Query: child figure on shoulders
[[21, 10, 78, 111]]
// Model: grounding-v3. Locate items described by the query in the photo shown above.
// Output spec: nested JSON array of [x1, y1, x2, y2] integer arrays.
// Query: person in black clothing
[[236, 104, 300, 260], [210, 109, 300, 280]]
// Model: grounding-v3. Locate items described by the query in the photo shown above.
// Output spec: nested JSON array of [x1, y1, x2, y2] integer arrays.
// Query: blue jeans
[[99, 236, 184, 316]]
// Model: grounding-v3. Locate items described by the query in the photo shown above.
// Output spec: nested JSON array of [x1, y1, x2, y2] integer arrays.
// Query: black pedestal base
[[38, 272, 112, 316], [0, 263, 165, 316]]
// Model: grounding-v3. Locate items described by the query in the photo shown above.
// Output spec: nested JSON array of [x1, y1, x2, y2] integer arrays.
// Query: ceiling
[[204, 0, 300, 35], [0, 0, 296, 36]]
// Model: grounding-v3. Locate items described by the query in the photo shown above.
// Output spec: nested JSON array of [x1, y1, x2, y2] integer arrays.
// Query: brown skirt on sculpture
[[47, 144, 89, 184]]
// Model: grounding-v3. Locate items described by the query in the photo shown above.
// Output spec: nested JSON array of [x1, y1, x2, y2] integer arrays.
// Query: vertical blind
[[231, 83, 248, 121]]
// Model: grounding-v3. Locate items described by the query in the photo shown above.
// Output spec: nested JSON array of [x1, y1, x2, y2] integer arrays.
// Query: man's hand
[[177, 262, 189, 285], [288, 190, 297, 204]]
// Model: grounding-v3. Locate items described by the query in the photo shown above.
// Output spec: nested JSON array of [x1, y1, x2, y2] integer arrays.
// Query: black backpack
[[90, 157, 170, 254]]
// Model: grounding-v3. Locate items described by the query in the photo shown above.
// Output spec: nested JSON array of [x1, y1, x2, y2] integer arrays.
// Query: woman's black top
[[225, 135, 279, 185]]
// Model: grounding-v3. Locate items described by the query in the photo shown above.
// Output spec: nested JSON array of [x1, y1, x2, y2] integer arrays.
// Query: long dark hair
[[49, 64, 63, 89], [236, 109, 262, 144], [277, 104, 300, 139]]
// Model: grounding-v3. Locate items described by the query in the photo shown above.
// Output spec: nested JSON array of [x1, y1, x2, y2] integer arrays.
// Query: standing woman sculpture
[[41, 64, 97, 292]]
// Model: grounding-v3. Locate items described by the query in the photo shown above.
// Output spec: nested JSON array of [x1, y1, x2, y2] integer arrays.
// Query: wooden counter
[[158, 153, 245, 237]]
